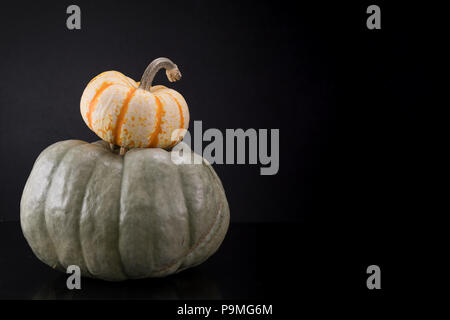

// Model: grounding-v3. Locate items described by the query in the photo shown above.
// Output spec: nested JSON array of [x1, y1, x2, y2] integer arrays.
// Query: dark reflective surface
[[32, 269, 223, 300], [0, 222, 310, 300], [0, 220, 394, 300]]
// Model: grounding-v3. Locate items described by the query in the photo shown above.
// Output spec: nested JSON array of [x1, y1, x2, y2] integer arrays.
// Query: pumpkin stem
[[119, 147, 128, 156], [139, 57, 181, 91]]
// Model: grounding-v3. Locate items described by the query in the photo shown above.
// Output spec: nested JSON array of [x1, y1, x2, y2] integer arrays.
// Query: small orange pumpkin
[[80, 58, 189, 151]]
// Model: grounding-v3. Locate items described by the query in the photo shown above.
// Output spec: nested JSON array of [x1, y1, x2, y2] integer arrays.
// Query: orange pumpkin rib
[[114, 87, 137, 146], [166, 93, 185, 147], [87, 82, 113, 129], [148, 96, 164, 147]]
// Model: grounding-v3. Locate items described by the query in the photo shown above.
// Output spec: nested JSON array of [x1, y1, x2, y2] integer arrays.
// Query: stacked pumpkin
[[20, 58, 230, 281]]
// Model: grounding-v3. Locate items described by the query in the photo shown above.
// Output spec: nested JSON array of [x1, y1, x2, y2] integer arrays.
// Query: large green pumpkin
[[20, 140, 229, 281]]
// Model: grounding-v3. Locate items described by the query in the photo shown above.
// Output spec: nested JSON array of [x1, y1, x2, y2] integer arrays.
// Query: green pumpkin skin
[[20, 140, 230, 281]]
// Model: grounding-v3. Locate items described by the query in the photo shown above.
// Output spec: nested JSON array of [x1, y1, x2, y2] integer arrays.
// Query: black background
[[0, 0, 437, 305], [0, 0, 342, 223]]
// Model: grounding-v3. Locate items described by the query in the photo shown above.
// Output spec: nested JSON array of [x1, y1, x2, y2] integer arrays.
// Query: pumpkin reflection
[[32, 268, 222, 300]]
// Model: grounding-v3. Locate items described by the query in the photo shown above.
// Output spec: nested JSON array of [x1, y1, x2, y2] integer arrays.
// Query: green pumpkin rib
[[149, 191, 227, 276]]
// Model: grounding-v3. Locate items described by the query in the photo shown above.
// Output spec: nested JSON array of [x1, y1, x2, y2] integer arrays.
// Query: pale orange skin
[[80, 71, 189, 149]]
